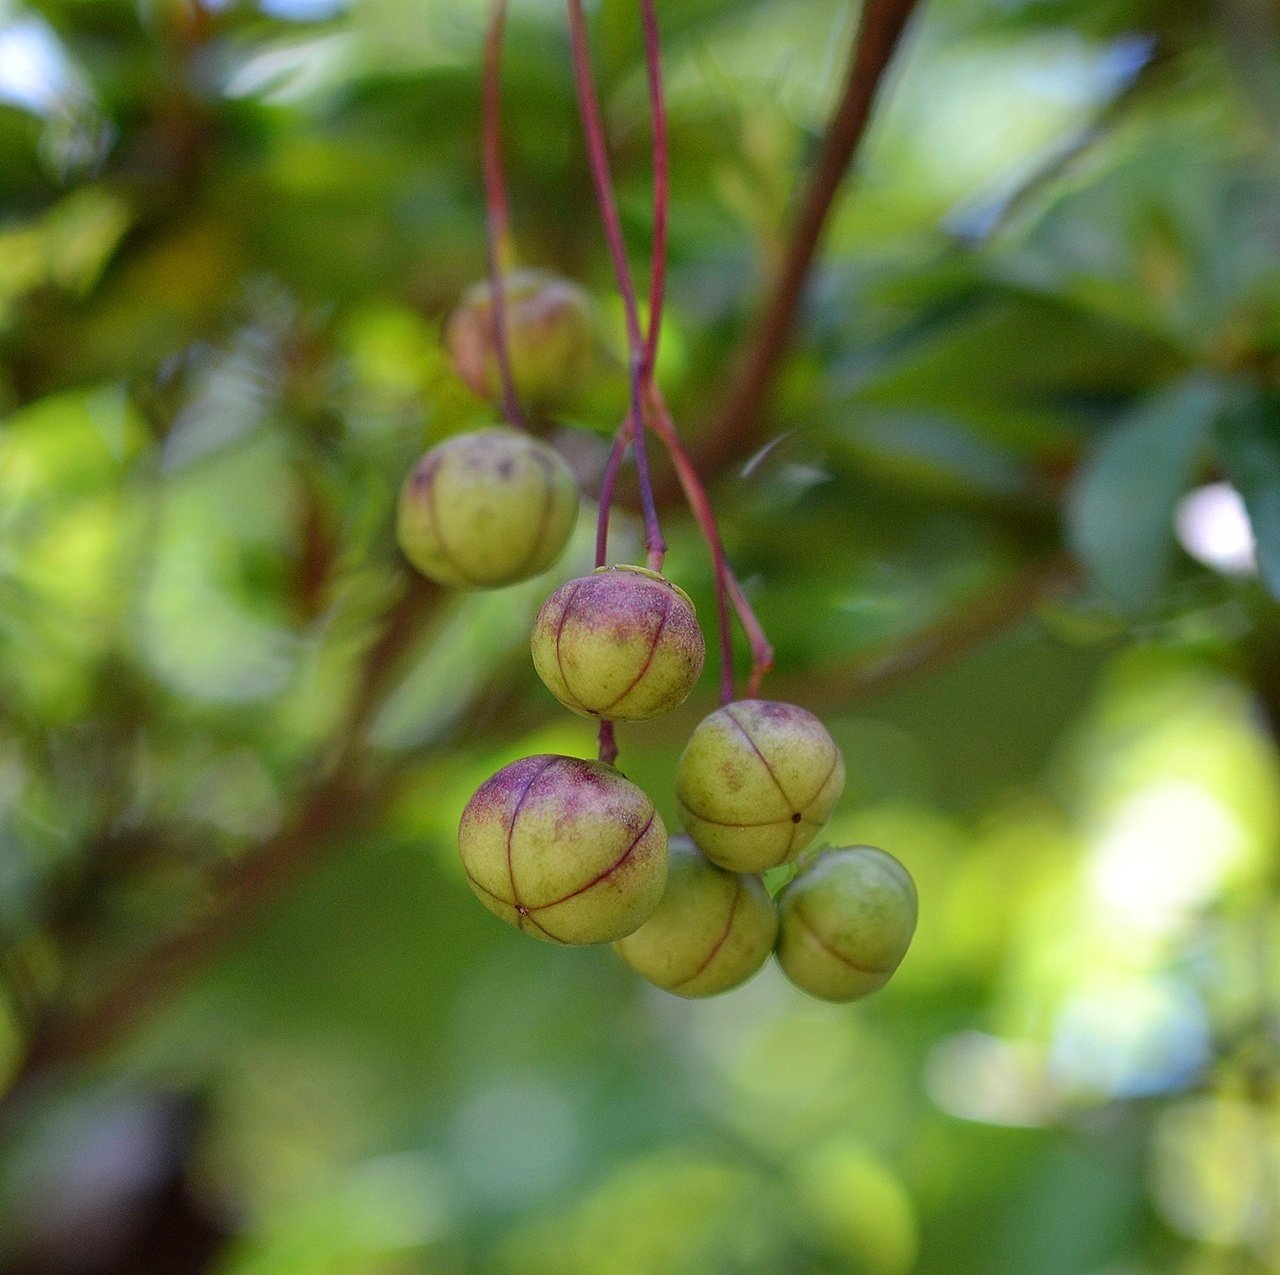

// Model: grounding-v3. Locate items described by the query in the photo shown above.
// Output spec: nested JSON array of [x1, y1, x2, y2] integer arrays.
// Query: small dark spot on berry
[[791, 812, 802, 824], [497, 459, 514, 479]]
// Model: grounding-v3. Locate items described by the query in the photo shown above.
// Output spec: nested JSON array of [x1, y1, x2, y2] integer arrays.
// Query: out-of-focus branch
[[697, 0, 923, 476], [768, 551, 1080, 710], [1, 568, 444, 1116]]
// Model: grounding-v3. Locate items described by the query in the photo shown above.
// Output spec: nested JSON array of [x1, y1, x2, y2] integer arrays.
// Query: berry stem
[[481, 0, 527, 431], [595, 419, 631, 569], [639, 0, 668, 373], [645, 385, 774, 701], [629, 354, 666, 572], [566, 0, 665, 571], [597, 719, 619, 767]]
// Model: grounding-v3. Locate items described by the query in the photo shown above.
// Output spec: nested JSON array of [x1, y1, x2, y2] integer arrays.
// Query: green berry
[[445, 270, 594, 409], [397, 427, 578, 589], [530, 565, 705, 722], [458, 754, 667, 945], [676, 700, 845, 872], [775, 846, 917, 1002], [613, 837, 778, 997]]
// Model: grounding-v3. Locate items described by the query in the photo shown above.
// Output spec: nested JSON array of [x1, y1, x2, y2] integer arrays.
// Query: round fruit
[[675, 700, 845, 872], [775, 846, 917, 1002], [613, 836, 778, 998], [446, 269, 594, 409], [397, 427, 578, 589], [458, 754, 667, 945], [530, 565, 705, 722]]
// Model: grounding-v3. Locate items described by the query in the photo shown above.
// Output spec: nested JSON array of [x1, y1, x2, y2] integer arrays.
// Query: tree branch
[[1, 570, 443, 1115], [697, 0, 924, 475], [769, 552, 1080, 709]]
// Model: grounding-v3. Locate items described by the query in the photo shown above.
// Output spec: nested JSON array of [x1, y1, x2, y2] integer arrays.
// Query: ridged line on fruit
[[551, 579, 591, 713], [675, 803, 821, 831], [464, 866, 568, 944], [807, 749, 842, 809], [540, 809, 656, 908], [504, 755, 559, 915], [789, 904, 889, 978], [598, 587, 673, 715], [421, 461, 480, 587], [722, 704, 795, 808], [670, 878, 742, 992], [779, 813, 801, 863], [511, 448, 557, 580], [481, 808, 657, 914]]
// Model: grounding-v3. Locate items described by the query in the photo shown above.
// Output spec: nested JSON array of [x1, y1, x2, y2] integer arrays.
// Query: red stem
[[628, 354, 665, 572], [566, 0, 665, 571], [595, 419, 632, 568], [482, 0, 527, 430], [646, 384, 773, 701], [597, 719, 618, 766], [640, 0, 668, 372]]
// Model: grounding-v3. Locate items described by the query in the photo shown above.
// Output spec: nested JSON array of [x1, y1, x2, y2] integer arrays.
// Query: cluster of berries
[[397, 274, 917, 1001]]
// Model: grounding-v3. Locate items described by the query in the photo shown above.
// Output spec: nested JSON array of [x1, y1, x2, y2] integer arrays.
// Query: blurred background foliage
[[2, 0, 1280, 1271]]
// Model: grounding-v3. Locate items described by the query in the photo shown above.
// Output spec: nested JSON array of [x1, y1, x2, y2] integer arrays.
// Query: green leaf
[[1215, 395, 1280, 600], [1067, 375, 1224, 609]]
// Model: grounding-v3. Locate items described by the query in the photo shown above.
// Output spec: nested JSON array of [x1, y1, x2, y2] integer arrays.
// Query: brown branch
[[1, 569, 444, 1115], [337, 569, 442, 749], [16, 770, 385, 1079], [697, 0, 924, 475], [769, 551, 1080, 710]]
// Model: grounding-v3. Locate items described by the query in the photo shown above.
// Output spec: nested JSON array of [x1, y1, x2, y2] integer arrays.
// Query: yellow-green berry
[[445, 270, 594, 409], [397, 427, 578, 589], [458, 754, 667, 945], [613, 837, 777, 998], [530, 565, 705, 722], [775, 846, 917, 1002], [676, 700, 845, 872]]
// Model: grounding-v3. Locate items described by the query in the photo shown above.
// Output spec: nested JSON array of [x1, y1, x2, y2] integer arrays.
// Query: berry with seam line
[[446, 270, 595, 409], [775, 846, 917, 1002], [676, 700, 844, 873], [530, 565, 705, 722], [457, 754, 668, 944], [613, 836, 777, 997], [397, 427, 578, 589]]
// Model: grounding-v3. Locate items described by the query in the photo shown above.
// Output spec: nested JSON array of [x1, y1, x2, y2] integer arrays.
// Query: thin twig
[[768, 552, 1078, 708], [482, 0, 527, 429], [1, 571, 445, 1117], [640, 0, 668, 372], [566, 0, 665, 571], [645, 384, 768, 702]]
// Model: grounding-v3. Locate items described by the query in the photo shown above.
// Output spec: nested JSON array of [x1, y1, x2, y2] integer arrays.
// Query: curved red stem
[[482, 0, 527, 430]]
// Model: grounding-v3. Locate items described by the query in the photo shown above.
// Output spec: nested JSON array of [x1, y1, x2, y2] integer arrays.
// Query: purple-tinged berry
[[397, 427, 578, 589], [446, 270, 594, 409], [530, 565, 705, 722], [458, 754, 667, 945]]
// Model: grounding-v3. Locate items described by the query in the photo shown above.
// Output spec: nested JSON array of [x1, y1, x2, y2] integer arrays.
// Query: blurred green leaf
[[1214, 392, 1280, 600], [1067, 375, 1224, 609]]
